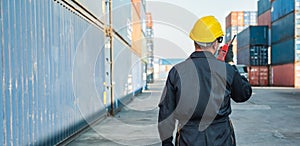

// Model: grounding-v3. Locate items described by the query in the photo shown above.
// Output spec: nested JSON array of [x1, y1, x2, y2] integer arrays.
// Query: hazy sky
[[147, 0, 257, 59]]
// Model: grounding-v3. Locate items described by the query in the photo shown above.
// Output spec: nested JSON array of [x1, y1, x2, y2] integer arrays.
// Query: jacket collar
[[189, 51, 216, 59]]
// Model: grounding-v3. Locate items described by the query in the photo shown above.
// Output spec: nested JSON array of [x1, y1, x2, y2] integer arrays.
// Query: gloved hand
[[225, 44, 233, 63]]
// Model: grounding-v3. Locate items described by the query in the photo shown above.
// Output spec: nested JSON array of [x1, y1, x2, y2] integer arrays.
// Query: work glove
[[225, 44, 233, 63]]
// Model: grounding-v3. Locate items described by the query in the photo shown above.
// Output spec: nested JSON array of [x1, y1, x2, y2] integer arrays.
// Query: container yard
[[225, 11, 257, 63], [1, 0, 300, 146]]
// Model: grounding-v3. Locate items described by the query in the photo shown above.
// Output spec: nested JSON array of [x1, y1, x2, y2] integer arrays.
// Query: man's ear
[[212, 41, 218, 50]]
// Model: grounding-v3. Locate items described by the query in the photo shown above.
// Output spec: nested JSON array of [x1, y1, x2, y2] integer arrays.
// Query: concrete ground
[[66, 80, 300, 146]]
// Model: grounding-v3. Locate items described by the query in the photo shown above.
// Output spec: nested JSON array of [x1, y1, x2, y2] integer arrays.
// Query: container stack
[[237, 26, 269, 86], [225, 11, 257, 63], [271, 0, 300, 87], [242, 0, 272, 86], [146, 13, 154, 83]]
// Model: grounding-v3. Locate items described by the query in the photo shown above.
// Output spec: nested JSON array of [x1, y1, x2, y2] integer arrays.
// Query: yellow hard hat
[[189, 16, 224, 43]]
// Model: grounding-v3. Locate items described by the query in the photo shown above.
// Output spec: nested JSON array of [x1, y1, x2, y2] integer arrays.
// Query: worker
[[158, 16, 252, 146]]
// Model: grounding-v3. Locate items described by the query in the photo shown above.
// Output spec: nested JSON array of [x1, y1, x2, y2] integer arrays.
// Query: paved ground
[[66, 80, 300, 146]]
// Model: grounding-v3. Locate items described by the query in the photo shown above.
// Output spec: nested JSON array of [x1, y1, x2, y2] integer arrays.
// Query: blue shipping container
[[271, 12, 295, 44], [237, 26, 269, 48], [258, 0, 271, 16], [272, 38, 295, 65], [237, 45, 268, 66], [271, 0, 295, 21], [0, 0, 145, 145]]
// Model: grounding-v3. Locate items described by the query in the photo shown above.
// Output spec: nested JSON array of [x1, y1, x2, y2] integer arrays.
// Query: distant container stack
[[237, 26, 269, 66], [237, 26, 270, 86], [225, 11, 257, 63], [270, 0, 300, 87], [242, 0, 272, 86], [146, 13, 154, 83]]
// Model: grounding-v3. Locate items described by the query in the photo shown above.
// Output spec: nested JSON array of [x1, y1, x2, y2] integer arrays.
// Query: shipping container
[[271, 0, 295, 21], [248, 66, 269, 86], [131, 0, 142, 56], [0, 0, 148, 145], [225, 11, 244, 28], [271, 12, 295, 44], [271, 63, 295, 86], [237, 45, 268, 66], [271, 38, 295, 65], [258, 10, 271, 28], [244, 11, 257, 26], [258, 0, 271, 16], [237, 26, 269, 48]]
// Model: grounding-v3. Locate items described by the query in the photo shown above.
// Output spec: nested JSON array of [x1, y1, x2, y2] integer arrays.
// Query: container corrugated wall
[[225, 11, 244, 29], [258, 0, 271, 16], [271, 0, 295, 21], [271, 38, 295, 64], [237, 46, 268, 66], [258, 10, 271, 28], [1, 1, 96, 145], [271, 63, 295, 86], [0, 0, 148, 145], [237, 26, 269, 66], [248, 66, 269, 86], [237, 26, 269, 48], [271, 12, 295, 44]]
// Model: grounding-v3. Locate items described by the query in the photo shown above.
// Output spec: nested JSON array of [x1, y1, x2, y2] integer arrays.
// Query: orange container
[[271, 63, 295, 87], [226, 11, 244, 28], [258, 10, 271, 28], [146, 13, 152, 28], [131, 0, 142, 56], [248, 66, 269, 86]]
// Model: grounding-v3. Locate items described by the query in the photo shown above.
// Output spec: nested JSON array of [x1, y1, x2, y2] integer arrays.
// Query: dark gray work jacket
[[158, 51, 252, 146]]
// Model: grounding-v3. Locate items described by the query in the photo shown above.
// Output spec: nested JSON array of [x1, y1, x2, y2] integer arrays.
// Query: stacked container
[[146, 13, 154, 83], [0, 0, 151, 145], [271, 0, 300, 87], [244, 0, 273, 86], [225, 11, 257, 63], [237, 26, 269, 66]]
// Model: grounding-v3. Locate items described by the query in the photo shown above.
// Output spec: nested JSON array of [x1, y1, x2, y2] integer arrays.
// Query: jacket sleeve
[[158, 69, 177, 146], [230, 66, 252, 102]]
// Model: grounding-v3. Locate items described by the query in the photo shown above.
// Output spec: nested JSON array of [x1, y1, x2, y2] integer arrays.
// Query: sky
[[146, 0, 258, 59]]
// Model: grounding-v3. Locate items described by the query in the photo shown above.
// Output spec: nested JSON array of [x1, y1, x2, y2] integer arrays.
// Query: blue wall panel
[[0, 0, 144, 145], [237, 26, 269, 48], [272, 38, 295, 65], [271, 0, 295, 21], [258, 0, 271, 16], [271, 12, 295, 44]]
